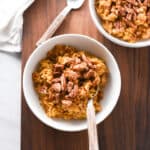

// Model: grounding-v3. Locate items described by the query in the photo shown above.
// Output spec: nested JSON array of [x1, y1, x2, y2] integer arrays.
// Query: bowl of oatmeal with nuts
[[23, 34, 121, 131], [32, 45, 109, 120], [89, 0, 150, 47]]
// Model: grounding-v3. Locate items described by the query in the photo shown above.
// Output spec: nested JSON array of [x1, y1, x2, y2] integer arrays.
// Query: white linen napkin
[[0, 0, 34, 52]]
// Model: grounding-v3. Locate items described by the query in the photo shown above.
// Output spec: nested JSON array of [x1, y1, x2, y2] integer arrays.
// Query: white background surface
[[0, 52, 21, 150]]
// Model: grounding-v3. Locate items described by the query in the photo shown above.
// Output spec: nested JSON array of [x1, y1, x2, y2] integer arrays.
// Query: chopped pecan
[[84, 69, 96, 79], [51, 78, 61, 83], [51, 83, 61, 92], [55, 93, 60, 102], [126, 13, 133, 20], [67, 81, 74, 92], [124, 5, 134, 13], [60, 74, 67, 91], [144, 0, 150, 6], [114, 21, 121, 29], [54, 64, 64, 72], [62, 100, 72, 107], [118, 6, 126, 17], [64, 57, 74, 65], [68, 85, 79, 98], [75, 57, 81, 64], [137, 0, 143, 5], [73, 62, 89, 72], [53, 64, 64, 77], [123, 18, 136, 28], [64, 70, 80, 81], [37, 85, 48, 94], [126, 0, 138, 5], [81, 53, 93, 68]]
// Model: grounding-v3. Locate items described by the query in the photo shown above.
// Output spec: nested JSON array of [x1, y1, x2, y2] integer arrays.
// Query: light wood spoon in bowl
[[87, 86, 100, 150]]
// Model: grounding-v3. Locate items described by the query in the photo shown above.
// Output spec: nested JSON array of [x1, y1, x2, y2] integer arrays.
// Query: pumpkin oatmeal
[[95, 0, 150, 42], [32, 45, 109, 120]]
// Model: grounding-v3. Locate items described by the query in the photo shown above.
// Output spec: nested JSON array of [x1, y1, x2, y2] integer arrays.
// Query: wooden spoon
[[87, 87, 99, 150]]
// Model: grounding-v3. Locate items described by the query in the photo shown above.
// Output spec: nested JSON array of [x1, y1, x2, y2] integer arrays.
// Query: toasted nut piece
[[81, 53, 93, 68], [73, 62, 89, 72], [61, 74, 67, 91], [53, 64, 64, 77], [64, 70, 80, 81], [84, 69, 96, 79], [58, 56, 74, 65], [67, 81, 74, 92], [54, 64, 64, 72], [68, 85, 79, 98], [51, 83, 61, 92], [51, 78, 61, 83], [74, 58, 81, 64], [37, 85, 48, 94]]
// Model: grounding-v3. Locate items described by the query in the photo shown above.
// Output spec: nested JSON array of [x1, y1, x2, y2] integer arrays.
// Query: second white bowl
[[89, 0, 150, 48]]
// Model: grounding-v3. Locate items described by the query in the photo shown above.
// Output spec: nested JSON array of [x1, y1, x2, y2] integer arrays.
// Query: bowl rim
[[89, 0, 150, 48], [23, 34, 121, 132]]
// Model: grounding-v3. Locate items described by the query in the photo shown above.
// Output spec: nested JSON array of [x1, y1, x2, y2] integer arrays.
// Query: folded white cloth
[[0, 0, 34, 52]]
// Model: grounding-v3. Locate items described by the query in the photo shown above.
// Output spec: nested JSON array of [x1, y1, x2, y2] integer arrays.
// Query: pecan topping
[[67, 81, 74, 92], [60, 74, 67, 91], [126, 0, 138, 5], [144, 0, 150, 6], [74, 58, 81, 64], [51, 78, 61, 83], [81, 53, 93, 68], [38, 85, 48, 94], [51, 83, 61, 92], [58, 56, 74, 65], [64, 70, 80, 81], [55, 93, 60, 101], [126, 13, 132, 20], [54, 64, 64, 72], [73, 62, 89, 72], [84, 69, 96, 79], [53, 64, 64, 77], [68, 85, 79, 98]]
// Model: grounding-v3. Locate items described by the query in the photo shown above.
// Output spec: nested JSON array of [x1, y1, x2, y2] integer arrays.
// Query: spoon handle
[[36, 6, 71, 46], [87, 100, 99, 150]]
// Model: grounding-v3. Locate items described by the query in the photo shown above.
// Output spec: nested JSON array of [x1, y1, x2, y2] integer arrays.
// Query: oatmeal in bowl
[[23, 34, 121, 131], [89, 0, 150, 47], [32, 45, 109, 120]]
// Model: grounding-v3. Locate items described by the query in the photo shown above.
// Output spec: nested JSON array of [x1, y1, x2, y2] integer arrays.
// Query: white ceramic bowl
[[89, 0, 150, 48], [23, 34, 121, 132]]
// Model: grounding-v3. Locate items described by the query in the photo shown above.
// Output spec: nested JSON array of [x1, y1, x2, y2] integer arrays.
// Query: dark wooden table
[[22, 0, 150, 150]]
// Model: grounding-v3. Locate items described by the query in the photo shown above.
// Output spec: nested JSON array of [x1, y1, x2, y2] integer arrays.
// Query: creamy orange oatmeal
[[32, 45, 108, 120], [95, 0, 150, 42]]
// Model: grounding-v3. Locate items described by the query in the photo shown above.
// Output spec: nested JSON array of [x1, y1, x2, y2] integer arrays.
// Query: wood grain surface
[[22, 0, 150, 150]]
